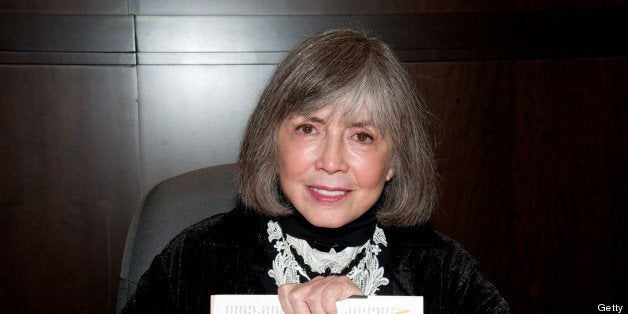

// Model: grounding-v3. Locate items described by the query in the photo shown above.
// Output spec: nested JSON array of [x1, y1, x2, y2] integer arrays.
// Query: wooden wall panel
[[0, 1, 626, 313], [135, 10, 628, 64], [0, 0, 128, 14], [409, 57, 626, 312], [0, 14, 135, 53], [508, 58, 626, 312], [138, 65, 274, 195], [0, 14, 136, 65], [0, 65, 140, 313], [408, 60, 517, 305], [137, 0, 628, 15]]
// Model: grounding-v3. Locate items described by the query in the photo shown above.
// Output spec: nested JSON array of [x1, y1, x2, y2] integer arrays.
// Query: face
[[277, 106, 394, 228]]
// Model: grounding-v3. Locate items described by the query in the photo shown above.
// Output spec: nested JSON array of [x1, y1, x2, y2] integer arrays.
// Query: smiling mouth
[[311, 187, 346, 196], [307, 186, 351, 203]]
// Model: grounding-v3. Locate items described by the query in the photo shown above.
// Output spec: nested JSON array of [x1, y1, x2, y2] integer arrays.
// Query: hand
[[278, 276, 363, 314]]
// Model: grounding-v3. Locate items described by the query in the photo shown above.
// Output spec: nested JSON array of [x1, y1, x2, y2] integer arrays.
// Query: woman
[[123, 28, 509, 313]]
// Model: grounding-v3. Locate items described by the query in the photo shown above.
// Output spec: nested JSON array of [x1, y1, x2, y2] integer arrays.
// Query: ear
[[385, 166, 395, 181]]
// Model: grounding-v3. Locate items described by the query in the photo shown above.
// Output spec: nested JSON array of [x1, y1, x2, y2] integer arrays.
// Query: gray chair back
[[116, 163, 237, 312]]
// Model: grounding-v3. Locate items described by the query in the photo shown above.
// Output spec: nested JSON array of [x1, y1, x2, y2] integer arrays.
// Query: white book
[[210, 295, 423, 314]]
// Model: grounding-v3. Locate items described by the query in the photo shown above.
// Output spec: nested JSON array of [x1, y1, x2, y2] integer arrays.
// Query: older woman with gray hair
[[123, 28, 509, 314]]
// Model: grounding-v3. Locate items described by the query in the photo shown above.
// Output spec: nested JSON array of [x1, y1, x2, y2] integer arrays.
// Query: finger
[[278, 283, 297, 314], [278, 277, 361, 314], [303, 277, 333, 314], [279, 278, 327, 314], [287, 284, 314, 314], [320, 276, 363, 314], [288, 277, 328, 314]]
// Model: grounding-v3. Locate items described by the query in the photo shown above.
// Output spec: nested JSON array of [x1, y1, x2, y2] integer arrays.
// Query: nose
[[315, 134, 349, 174]]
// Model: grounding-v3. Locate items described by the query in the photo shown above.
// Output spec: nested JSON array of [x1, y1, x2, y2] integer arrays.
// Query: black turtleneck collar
[[278, 206, 378, 252]]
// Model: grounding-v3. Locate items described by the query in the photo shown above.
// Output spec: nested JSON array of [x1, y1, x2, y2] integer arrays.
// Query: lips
[[307, 186, 351, 203]]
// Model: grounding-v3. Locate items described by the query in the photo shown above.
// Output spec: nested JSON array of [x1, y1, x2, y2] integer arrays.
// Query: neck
[[278, 207, 378, 251]]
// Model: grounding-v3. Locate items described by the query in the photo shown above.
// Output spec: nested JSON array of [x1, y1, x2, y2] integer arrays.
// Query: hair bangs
[[293, 67, 398, 140]]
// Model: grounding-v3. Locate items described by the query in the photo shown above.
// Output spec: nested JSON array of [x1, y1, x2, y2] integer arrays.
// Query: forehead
[[307, 104, 373, 124]]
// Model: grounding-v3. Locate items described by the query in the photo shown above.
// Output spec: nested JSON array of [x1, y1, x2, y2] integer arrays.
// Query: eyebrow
[[308, 116, 325, 124], [304, 115, 373, 128], [350, 121, 373, 128]]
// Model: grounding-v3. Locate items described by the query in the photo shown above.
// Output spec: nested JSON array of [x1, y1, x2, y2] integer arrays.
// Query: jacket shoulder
[[168, 206, 268, 250], [384, 224, 461, 252], [384, 224, 510, 313]]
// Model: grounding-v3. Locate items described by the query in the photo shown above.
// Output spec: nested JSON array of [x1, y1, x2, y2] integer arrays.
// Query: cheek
[[278, 140, 311, 178], [352, 154, 392, 188]]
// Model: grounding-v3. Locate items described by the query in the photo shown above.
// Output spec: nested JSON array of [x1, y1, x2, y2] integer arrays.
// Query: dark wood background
[[1, 1, 626, 313]]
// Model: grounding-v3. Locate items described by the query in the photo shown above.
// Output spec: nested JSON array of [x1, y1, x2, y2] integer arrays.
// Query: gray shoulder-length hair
[[237, 28, 437, 227]]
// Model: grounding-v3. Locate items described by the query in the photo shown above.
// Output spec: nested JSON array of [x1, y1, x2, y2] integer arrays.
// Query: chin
[[313, 221, 345, 228], [305, 212, 352, 228]]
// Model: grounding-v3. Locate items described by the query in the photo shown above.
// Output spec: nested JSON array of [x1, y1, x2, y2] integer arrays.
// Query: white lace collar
[[266, 220, 389, 295]]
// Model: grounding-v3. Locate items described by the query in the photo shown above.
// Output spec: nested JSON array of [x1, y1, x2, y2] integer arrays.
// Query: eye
[[353, 132, 374, 143], [296, 123, 315, 135]]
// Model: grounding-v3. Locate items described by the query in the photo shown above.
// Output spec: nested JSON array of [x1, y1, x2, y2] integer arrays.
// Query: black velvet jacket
[[123, 207, 509, 313]]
